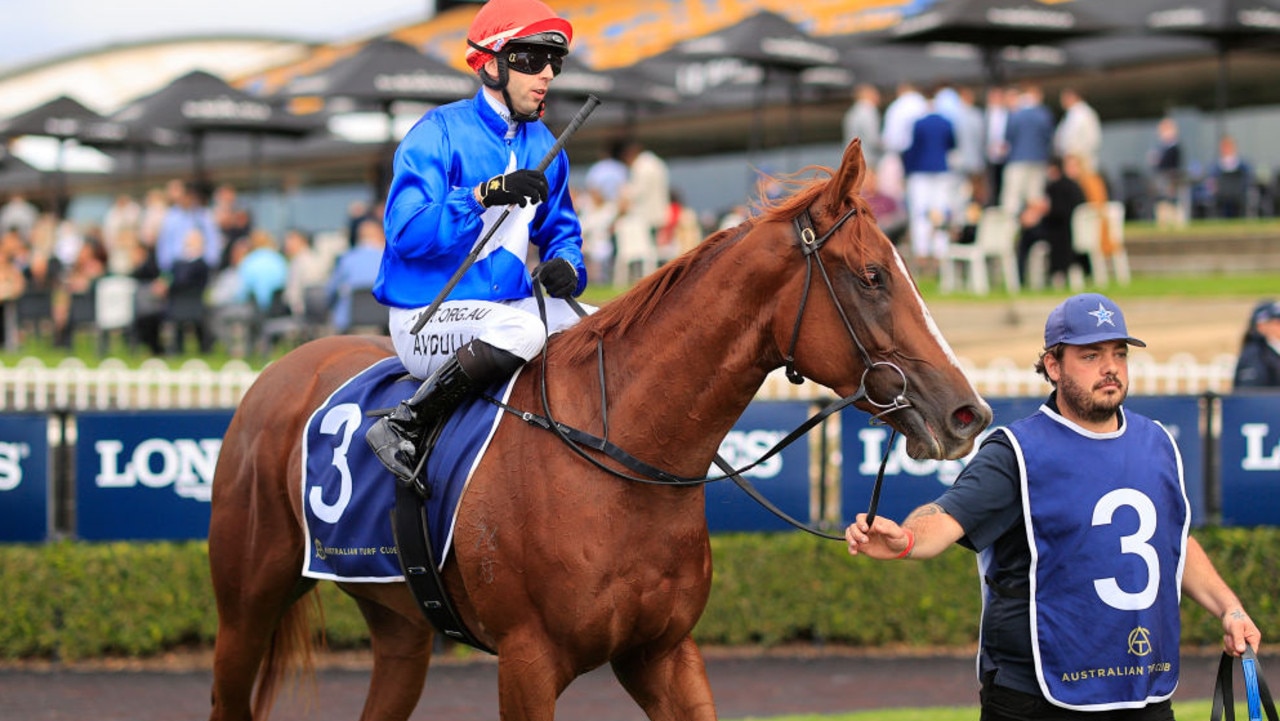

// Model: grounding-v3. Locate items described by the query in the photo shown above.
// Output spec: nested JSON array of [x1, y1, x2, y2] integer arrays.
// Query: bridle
[[489, 199, 913, 539], [783, 204, 912, 424]]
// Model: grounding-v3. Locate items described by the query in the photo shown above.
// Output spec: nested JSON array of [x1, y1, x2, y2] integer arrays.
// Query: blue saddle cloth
[[300, 356, 516, 582]]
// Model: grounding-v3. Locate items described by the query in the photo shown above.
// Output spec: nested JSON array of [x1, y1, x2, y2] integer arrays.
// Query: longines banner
[[0, 414, 51, 542], [1219, 395, 1280, 527], [71, 403, 818, 541], [75, 410, 234, 541], [5, 393, 1273, 544], [840, 396, 1207, 528], [705, 401, 813, 533]]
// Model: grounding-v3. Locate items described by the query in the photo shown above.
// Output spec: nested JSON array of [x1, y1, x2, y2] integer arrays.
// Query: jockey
[[366, 0, 589, 483]]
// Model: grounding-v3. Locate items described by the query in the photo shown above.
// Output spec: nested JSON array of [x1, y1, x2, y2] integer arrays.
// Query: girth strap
[[390, 480, 496, 654]]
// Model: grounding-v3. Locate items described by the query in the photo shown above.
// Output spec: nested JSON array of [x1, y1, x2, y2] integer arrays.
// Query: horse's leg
[[610, 636, 718, 721], [208, 557, 307, 721], [495, 631, 577, 721], [351, 593, 434, 721]]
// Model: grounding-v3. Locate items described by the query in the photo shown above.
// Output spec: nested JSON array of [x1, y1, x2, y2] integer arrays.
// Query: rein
[[489, 202, 906, 540]]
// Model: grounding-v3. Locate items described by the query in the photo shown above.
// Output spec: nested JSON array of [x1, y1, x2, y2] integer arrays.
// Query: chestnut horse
[[207, 139, 991, 721]]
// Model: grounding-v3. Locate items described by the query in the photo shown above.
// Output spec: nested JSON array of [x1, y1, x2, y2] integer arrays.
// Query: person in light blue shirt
[[235, 229, 289, 314], [154, 180, 222, 274], [327, 218, 384, 332], [1000, 83, 1055, 217], [584, 141, 628, 203]]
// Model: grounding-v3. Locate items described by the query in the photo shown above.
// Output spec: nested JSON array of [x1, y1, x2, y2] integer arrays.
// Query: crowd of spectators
[[0, 181, 382, 358], [841, 80, 1275, 290], [574, 136, 708, 288], [3, 87, 1278, 361]]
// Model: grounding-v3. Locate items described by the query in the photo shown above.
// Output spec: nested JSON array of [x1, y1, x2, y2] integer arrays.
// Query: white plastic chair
[[612, 215, 658, 287], [939, 207, 1020, 295], [1069, 201, 1131, 289], [1023, 241, 1051, 291], [1068, 204, 1100, 290], [94, 275, 139, 353], [1103, 200, 1132, 286]]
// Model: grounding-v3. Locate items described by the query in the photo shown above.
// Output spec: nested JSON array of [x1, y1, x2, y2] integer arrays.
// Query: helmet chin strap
[[471, 40, 545, 123]]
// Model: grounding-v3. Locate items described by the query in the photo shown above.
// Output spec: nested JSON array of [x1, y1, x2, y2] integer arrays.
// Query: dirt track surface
[[0, 647, 1253, 720], [930, 297, 1258, 368]]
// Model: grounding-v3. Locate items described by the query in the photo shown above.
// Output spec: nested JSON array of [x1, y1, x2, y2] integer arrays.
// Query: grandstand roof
[[0, 35, 315, 120]]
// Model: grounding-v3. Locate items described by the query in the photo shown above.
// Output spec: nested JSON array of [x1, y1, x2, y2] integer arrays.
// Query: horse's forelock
[[757, 165, 879, 261]]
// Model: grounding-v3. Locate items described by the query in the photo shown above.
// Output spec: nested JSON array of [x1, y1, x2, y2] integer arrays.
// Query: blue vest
[[1002, 405, 1188, 710]]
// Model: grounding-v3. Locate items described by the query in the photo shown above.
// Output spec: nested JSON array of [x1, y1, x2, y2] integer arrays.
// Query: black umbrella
[[1137, 0, 1280, 139], [279, 37, 477, 199], [547, 56, 677, 131], [0, 95, 102, 140], [113, 70, 323, 190], [71, 116, 188, 196], [554, 57, 678, 107], [657, 10, 843, 166], [833, 37, 992, 87], [886, 0, 1114, 85], [280, 37, 478, 114], [0, 95, 108, 215]]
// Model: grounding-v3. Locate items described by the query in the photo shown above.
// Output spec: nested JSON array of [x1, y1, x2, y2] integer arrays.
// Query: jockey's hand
[[532, 258, 578, 298], [477, 169, 548, 208]]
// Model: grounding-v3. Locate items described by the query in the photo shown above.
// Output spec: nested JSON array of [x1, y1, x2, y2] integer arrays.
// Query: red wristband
[[895, 528, 916, 559]]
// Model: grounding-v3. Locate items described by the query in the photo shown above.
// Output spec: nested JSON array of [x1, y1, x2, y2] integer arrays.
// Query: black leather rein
[[488, 202, 906, 541]]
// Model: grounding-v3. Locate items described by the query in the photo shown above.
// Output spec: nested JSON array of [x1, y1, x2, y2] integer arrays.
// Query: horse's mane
[[556, 162, 864, 365]]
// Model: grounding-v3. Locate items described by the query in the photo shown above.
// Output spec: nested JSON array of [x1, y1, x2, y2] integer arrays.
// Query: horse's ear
[[824, 138, 867, 210]]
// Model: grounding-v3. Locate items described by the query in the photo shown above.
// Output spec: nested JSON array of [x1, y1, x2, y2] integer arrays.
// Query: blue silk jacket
[[374, 90, 585, 309]]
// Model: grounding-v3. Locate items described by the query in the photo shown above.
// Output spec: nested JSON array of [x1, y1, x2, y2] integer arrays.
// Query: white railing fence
[[0, 353, 1240, 412], [1, 357, 260, 412]]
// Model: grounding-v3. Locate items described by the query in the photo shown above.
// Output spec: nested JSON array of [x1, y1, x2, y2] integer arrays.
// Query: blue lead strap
[[1245, 651, 1263, 721], [1213, 644, 1277, 721]]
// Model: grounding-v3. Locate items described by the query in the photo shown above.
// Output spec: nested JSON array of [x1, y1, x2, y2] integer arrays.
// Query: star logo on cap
[[1088, 302, 1116, 327]]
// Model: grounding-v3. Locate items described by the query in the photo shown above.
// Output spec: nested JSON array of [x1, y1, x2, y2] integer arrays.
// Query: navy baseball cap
[[1043, 293, 1146, 348], [1252, 300, 1280, 324]]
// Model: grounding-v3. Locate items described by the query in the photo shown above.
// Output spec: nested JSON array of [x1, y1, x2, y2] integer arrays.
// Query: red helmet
[[465, 0, 573, 73]]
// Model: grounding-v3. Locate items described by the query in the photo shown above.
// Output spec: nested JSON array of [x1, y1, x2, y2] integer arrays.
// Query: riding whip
[[409, 94, 601, 335]]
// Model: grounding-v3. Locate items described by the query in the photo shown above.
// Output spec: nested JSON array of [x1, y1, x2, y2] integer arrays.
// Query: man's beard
[[1057, 371, 1126, 425]]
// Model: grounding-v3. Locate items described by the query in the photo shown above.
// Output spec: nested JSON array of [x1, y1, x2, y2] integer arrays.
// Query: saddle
[[301, 357, 508, 653]]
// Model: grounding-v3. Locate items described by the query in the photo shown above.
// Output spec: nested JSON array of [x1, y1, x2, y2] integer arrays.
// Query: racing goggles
[[504, 46, 565, 76]]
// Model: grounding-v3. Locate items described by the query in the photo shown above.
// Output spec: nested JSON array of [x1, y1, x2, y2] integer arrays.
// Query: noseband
[[782, 205, 912, 424]]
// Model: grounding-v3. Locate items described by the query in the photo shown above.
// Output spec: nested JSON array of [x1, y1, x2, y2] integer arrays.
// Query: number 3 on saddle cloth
[[300, 356, 516, 584]]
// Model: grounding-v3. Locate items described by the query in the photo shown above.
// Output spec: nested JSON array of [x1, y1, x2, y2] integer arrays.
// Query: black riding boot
[[366, 340, 522, 483]]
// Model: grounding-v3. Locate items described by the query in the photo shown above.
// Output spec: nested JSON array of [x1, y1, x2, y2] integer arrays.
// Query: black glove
[[476, 169, 548, 208], [532, 258, 578, 298]]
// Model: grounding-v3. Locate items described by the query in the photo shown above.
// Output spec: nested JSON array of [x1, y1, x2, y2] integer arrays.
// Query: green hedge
[[2, 528, 1277, 661]]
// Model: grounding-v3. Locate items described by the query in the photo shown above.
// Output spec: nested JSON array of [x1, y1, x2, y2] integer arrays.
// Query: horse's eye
[[858, 266, 884, 289]]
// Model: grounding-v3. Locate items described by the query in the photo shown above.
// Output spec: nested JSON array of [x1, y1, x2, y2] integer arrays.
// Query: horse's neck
[[580, 246, 781, 474]]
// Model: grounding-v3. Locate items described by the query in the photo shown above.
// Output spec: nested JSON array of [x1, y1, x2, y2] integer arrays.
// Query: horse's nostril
[[954, 406, 977, 427]]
